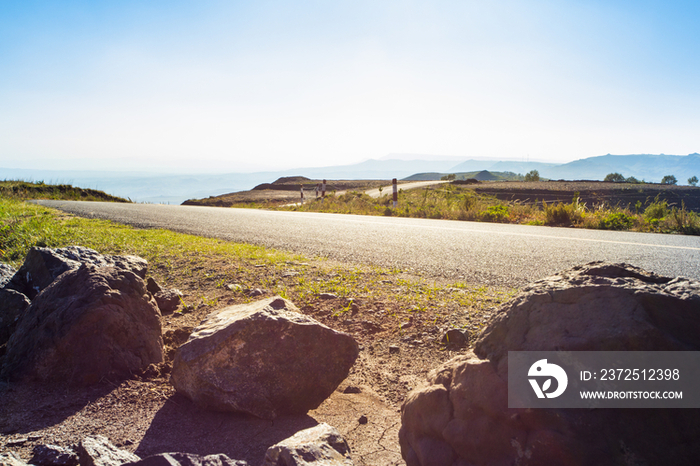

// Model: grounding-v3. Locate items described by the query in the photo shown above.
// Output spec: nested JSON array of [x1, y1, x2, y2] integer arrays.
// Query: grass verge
[[0, 180, 129, 203], [276, 185, 700, 235]]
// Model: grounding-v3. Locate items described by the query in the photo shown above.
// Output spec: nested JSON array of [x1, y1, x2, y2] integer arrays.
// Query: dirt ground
[[0, 255, 502, 465]]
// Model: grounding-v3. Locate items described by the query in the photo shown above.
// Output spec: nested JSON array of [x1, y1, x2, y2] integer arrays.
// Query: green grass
[[0, 180, 129, 202], [0, 197, 296, 268]]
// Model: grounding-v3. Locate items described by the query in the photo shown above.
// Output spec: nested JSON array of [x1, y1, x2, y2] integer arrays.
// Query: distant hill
[[4, 153, 698, 204], [545, 153, 700, 181], [404, 170, 523, 181], [446, 154, 700, 183], [449, 160, 557, 174]]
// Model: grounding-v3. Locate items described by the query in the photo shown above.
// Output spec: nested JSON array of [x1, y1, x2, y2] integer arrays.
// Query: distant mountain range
[[446, 154, 700, 181], [2, 153, 699, 204]]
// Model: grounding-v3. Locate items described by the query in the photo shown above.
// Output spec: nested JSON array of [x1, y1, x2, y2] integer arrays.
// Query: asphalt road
[[35, 200, 700, 287]]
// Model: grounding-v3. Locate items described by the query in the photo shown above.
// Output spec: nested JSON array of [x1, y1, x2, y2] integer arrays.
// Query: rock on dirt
[[77, 436, 141, 466], [2, 264, 163, 386], [29, 444, 80, 466], [125, 452, 248, 466], [400, 262, 700, 466], [153, 289, 183, 314], [0, 452, 29, 466], [171, 296, 359, 420], [262, 423, 354, 466]]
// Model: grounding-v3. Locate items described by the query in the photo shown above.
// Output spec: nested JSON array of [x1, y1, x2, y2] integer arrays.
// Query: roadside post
[[300, 184, 305, 204], [321, 180, 326, 204], [392, 178, 398, 209]]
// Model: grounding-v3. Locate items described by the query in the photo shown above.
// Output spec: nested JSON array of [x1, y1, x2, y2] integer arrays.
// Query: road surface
[[35, 200, 700, 287]]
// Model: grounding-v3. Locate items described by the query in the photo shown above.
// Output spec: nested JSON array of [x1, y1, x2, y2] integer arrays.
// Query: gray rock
[[0, 288, 31, 347], [318, 293, 338, 300], [2, 264, 163, 385], [248, 288, 263, 297], [0, 263, 16, 288], [153, 289, 183, 313], [77, 436, 140, 466], [262, 423, 354, 466], [124, 453, 247, 466], [171, 297, 359, 419], [30, 445, 79, 466], [400, 262, 700, 466], [7, 246, 148, 299]]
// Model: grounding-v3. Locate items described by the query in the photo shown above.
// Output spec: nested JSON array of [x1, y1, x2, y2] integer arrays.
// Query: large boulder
[[262, 423, 354, 465], [6, 246, 148, 299], [171, 297, 359, 419], [399, 262, 700, 466], [476, 261, 700, 372], [1, 264, 163, 385]]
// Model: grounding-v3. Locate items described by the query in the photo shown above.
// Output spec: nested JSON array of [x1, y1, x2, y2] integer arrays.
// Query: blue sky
[[1, 1, 698, 173]]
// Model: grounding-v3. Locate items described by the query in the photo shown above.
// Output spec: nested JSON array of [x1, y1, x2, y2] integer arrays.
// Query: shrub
[[670, 203, 700, 235], [604, 173, 625, 182], [524, 170, 540, 182], [462, 192, 478, 211], [643, 197, 667, 222], [481, 204, 509, 222], [661, 175, 677, 185], [543, 195, 584, 226], [598, 211, 634, 230]]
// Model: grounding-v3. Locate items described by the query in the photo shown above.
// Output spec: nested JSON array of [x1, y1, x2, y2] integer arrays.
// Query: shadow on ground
[[0, 381, 114, 435], [135, 393, 318, 464]]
